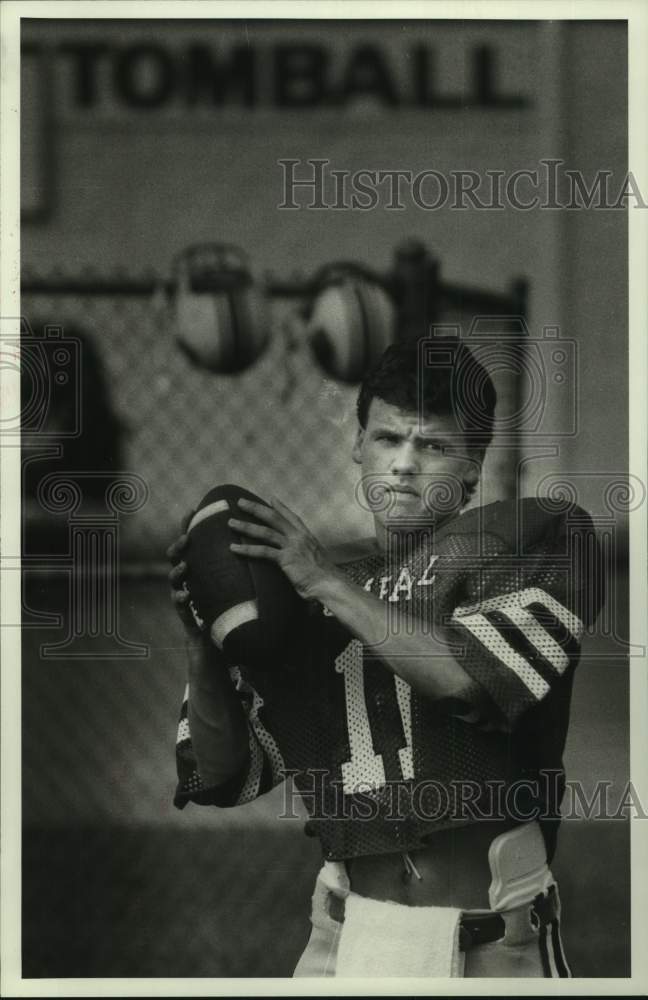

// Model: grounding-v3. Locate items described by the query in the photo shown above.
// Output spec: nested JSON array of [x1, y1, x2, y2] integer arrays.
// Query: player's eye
[[422, 440, 445, 453], [375, 432, 400, 444]]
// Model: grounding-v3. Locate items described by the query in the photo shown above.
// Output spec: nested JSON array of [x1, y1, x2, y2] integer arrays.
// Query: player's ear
[[463, 452, 481, 494], [352, 426, 365, 465]]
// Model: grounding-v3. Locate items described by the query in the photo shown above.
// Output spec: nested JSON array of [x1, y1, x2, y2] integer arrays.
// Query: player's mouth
[[390, 484, 419, 497]]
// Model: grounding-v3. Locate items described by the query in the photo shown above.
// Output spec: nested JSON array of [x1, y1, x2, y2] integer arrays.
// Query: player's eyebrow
[[370, 425, 402, 435], [370, 424, 456, 447]]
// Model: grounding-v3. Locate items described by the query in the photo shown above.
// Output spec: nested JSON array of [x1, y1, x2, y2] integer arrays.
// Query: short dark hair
[[356, 338, 497, 457]]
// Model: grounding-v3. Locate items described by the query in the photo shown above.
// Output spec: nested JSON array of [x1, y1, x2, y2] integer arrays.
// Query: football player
[[168, 339, 602, 977]]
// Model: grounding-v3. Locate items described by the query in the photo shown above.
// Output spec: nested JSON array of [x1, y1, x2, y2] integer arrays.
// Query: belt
[[325, 884, 559, 952]]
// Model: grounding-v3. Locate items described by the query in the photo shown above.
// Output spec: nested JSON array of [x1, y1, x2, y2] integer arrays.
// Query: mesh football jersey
[[174, 498, 603, 862]]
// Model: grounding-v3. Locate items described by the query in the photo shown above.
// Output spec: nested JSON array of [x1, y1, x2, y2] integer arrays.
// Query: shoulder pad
[[434, 497, 596, 558]]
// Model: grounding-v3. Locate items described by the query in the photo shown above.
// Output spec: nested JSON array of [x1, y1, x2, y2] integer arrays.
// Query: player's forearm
[[313, 572, 478, 703], [186, 637, 250, 786]]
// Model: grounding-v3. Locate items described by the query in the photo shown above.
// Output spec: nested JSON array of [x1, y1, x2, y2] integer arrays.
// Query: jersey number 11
[[335, 638, 414, 795]]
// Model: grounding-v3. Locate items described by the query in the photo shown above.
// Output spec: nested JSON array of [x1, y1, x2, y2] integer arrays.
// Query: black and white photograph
[[1, 1, 647, 993]]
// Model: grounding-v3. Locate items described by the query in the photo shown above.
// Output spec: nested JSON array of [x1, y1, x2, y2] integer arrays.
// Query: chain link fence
[[21, 288, 376, 564], [20, 265, 531, 569]]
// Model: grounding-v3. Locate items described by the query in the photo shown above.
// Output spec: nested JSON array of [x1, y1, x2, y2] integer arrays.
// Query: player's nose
[[390, 442, 419, 476]]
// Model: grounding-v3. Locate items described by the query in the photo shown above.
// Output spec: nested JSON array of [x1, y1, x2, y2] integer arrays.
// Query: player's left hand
[[228, 496, 339, 601]]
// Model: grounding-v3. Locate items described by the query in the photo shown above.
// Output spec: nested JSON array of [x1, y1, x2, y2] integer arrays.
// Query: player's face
[[352, 398, 480, 545]]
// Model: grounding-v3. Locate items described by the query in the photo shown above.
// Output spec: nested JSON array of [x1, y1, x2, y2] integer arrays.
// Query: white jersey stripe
[[452, 586, 585, 693], [489, 603, 570, 674], [453, 609, 550, 699], [459, 587, 584, 642]]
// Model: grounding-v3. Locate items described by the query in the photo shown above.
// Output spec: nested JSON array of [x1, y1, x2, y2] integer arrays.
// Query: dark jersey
[[175, 498, 603, 862]]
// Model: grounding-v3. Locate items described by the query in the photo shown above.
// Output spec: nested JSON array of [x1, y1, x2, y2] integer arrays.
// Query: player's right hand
[[166, 510, 199, 636], [167, 513, 227, 679]]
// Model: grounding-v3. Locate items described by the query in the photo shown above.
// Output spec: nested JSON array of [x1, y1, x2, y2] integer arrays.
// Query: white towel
[[335, 892, 464, 977]]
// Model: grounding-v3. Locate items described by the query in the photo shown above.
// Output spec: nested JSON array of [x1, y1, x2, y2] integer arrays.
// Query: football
[[186, 483, 304, 668]]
